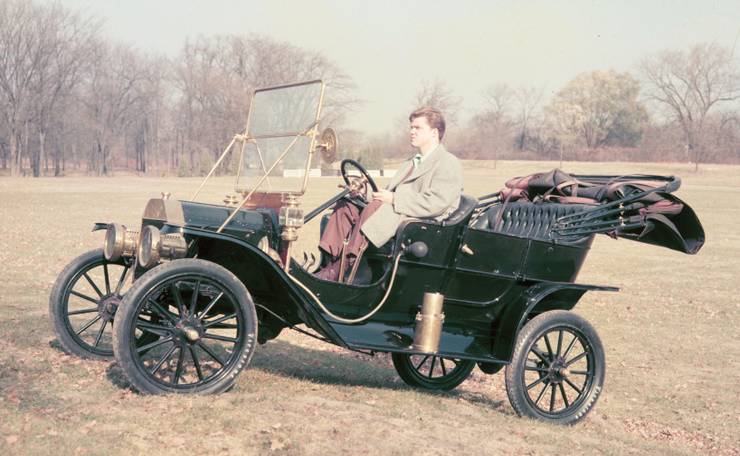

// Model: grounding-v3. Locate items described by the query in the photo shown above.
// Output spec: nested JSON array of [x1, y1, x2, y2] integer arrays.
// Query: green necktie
[[412, 154, 422, 168]]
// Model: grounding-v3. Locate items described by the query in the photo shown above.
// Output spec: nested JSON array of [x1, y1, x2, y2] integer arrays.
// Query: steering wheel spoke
[[340, 159, 379, 205]]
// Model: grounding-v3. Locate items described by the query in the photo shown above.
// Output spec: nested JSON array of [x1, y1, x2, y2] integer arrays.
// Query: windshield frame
[[234, 79, 325, 197]]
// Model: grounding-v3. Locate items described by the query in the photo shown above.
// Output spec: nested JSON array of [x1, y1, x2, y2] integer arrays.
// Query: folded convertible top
[[476, 169, 705, 254]]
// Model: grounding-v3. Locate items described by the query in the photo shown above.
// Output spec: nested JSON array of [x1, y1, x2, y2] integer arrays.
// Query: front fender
[[492, 281, 618, 361], [180, 226, 347, 348]]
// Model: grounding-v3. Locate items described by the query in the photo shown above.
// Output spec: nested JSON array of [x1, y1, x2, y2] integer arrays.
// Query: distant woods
[[0, 0, 738, 177]]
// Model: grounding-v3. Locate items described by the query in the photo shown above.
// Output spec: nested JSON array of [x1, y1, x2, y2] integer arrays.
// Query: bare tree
[[0, 0, 40, 176], [512, 85, 545, 151], [640, 42, 740, 170], [81, 43, 150, 175], [414, 79, 462, 124], [28, 3, 99, 176]]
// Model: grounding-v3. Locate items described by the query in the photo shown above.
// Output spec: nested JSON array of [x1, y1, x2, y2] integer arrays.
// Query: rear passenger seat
[[471, 202, 591, 241]]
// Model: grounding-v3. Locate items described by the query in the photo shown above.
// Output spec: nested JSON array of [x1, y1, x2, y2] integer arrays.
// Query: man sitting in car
[[316, 107, 463, 281]]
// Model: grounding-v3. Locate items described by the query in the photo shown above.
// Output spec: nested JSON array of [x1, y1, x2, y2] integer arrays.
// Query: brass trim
[[412, 292, 445, 353]]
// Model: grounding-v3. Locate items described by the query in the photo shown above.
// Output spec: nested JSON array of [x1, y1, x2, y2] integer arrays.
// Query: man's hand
[[372, 189, 394, 205]]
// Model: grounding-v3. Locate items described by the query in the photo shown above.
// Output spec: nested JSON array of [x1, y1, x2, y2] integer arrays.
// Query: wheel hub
[[175, 320, 202, 343], [97, 295, 120, 319], [548, 357, 569, 383]]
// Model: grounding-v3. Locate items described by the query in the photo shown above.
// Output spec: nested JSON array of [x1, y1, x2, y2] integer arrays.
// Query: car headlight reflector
[[137, 225, 187, 269], [104, 223, 139, 261]]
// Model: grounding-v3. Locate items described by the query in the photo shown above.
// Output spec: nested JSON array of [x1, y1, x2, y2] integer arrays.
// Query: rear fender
[[493, 281, 618, 361], [179, 226, 347, 347]]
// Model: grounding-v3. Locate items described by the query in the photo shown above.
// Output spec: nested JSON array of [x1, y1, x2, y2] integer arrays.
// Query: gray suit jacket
[[361, 144, 463, 247]]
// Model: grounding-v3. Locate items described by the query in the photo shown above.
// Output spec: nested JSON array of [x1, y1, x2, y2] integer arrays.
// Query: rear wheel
[[505, 310, 605, 425], [391, 353, 475, 391], [112, 259, 257, 394], [49, 249, 132, 359]]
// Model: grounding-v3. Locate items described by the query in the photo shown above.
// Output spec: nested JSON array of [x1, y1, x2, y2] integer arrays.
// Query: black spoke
[[67, 307, 99, 316], [150, 344, 178, 375], [527, 375, 547, 390], [440, 358, 447, 376], [147, 299, 178, 324], [103, 263, 111, 295], [543, 334, 554, 358], [136, 336, 174, 353], [566, 351, 588, 367], [556, 330, 563, 357], [562, 334, 579, 360], [202, 333, 238, 343], [75, 315, 101, 335], [564, 377, 583, 395], [189, 346, 204, 381], [93, 319, 108, 347], [70, 290, 98, 304], [428, 357, 436, 378], [202, 312, 237, 329], [114, 264, 129, 295], [171, 283, 186, 317], [136, 320, 171, 337], [559, 383, 570, 408], [83, 272, 104, 298], [524, 366, 550, 373], [196, 341, 226, 366], [414, 355, 429, 371], [198, 292, 224, 319], [189, 280, 200, 316], [173, 348, 185, 384], [534, 382, 549, 406], [531, 347, 551, 366], [549, 384, 556, 412]]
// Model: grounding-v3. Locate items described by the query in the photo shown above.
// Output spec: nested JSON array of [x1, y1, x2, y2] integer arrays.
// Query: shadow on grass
[[106, 362, 133, 390], [251, 339, 402, 390], [251, 339, 508, 411]]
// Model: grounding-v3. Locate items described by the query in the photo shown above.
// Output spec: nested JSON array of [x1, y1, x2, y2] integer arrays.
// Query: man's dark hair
[[409, 107, 446, 140]]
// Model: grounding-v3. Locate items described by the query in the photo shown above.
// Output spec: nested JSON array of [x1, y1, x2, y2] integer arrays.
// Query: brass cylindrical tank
[[412, 292, 445, 353]]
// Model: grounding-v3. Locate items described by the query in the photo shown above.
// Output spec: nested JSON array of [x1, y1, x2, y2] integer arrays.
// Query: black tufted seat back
[[472, 202, 591, 241]]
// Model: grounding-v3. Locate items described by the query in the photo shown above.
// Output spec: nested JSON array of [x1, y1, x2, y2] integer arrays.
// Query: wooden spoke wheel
[[49, 249, 135, 359], [113, 259, 257, 394], [392, 353, 475, 391], [505, 311, 605, 425]]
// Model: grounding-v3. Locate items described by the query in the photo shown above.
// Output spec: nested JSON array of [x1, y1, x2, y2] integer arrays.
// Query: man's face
[[409, 116, 437, 149]]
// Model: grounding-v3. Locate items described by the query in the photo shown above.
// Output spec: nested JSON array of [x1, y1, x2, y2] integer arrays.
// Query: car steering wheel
[[340, 159, 379, 205]]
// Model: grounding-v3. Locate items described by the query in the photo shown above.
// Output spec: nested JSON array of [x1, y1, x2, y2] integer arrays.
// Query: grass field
[[0, 160, 738, 455]]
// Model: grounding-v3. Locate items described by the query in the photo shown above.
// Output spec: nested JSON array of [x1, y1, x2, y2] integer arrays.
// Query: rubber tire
[[49, 249, 120, 360], [112, 259, 258, 394], [391, 353, 476, 391], [505, 310, 605, 425]]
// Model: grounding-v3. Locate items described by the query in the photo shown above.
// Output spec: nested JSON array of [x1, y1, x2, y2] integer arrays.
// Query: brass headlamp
[[104, 223, 140, 261], [137, 225, 188, 269]]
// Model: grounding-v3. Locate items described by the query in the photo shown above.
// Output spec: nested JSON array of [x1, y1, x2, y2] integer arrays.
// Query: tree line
[[408, 42, 740, 171], [1, 0, 738, 177]]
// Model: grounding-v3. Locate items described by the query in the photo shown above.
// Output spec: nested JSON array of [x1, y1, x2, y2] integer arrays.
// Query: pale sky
[[54, 0, 740, 133]]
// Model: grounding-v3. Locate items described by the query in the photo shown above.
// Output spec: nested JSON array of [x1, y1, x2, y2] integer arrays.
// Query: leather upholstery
[[472, 202, 591, 241], [442, 194, 479, 226]]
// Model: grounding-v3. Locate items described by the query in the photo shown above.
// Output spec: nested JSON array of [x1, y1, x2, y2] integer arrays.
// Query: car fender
[[492, 281, 618, 361]]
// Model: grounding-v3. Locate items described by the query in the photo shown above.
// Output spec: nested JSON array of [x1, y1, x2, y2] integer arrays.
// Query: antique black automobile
[[49, 80, 705, 425]]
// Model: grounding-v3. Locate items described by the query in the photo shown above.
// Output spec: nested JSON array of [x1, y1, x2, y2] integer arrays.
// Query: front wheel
[[112, 259, 258, 394], [505, 310, 605, 425], [391, 353, 475, 391], [49, 249, 132, 359]]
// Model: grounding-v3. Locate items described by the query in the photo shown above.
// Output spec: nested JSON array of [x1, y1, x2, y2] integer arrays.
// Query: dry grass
[[0, 160, 738, 455]]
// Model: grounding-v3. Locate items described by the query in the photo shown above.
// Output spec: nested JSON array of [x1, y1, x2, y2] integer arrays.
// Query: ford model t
[[49, 80, 704, 425]]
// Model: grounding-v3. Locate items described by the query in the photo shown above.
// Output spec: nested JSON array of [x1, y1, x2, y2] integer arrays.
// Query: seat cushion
[[472, 202, 591, 240]]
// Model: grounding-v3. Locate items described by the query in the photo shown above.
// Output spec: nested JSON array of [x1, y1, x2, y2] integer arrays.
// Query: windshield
[[236, 80, 324, 195]]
